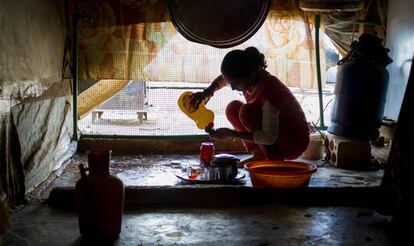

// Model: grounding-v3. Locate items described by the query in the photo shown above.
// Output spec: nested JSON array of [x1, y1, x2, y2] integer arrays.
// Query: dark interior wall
[[383, 0, 414, 120], [0, 0, 65, 85], [0, 0, 74, 203]]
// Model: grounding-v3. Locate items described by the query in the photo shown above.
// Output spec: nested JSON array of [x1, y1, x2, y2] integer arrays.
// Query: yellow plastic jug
[[178, 91, 214, 129]]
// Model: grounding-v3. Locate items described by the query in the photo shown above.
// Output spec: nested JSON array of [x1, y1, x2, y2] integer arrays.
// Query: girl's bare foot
[[239, 149, 265, 167]]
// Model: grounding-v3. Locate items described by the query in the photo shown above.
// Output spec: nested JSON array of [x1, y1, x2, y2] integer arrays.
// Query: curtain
[[323, 0, 388, 56]]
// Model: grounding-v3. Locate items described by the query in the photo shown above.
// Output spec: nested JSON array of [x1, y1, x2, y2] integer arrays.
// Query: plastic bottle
[[75, 150, 124, 239], [178, 91, 214, 129]]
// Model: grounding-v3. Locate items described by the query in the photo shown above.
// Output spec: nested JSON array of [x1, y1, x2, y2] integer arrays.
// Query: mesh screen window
[[77, 24, 338, 137], [78, 81, 335, 136]]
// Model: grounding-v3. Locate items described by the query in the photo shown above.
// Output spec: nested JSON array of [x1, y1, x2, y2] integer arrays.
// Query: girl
[[190, 47, 310, 165]]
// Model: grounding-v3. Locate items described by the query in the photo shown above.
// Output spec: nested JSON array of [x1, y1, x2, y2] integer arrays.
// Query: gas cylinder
[[328, 60, 389, 139], [178, 91, 214, 129], [75, 150, 124, 239], [328, 33, 392, 140]]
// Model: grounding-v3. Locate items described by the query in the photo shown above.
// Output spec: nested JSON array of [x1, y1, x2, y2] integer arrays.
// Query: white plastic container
[[301, 133, 324, 160]]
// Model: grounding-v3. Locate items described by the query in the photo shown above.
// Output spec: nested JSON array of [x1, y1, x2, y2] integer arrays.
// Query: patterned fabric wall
[[72, 0, 324, 89], [70, 0, 326, 115]]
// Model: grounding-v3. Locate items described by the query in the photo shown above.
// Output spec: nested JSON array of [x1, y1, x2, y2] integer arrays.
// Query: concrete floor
[[10, 148, 391, 245], [3, 203, 393, 245]]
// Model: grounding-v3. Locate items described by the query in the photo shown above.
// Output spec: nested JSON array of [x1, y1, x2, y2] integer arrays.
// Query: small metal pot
[[206, 154, 239, 180]]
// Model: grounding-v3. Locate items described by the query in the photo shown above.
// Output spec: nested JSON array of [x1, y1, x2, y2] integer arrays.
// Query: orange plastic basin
[[244, 160, 317, 188]]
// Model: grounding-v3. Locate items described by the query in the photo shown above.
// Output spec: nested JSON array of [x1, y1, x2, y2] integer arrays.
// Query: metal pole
[[72, 13, 80, 141], [315, 14, 326, 130]]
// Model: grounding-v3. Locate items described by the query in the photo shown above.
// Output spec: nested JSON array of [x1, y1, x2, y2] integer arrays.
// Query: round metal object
[[166, 0, 272, 48]]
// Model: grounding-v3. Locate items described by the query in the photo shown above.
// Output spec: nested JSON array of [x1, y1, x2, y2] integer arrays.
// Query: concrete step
[[47, 185, 384, 210]]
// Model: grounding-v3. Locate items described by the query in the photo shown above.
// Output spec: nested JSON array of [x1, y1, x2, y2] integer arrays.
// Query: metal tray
[[175, 170, 246, 184]]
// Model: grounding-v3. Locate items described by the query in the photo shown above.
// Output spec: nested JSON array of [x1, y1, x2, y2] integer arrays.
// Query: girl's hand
[[189, 91, 212, 108], [209, 128, 234, 140]]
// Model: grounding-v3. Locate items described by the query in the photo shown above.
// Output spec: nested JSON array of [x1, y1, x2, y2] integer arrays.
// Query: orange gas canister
[[178, 91, 215, 129], [75, 150, 124, 239]]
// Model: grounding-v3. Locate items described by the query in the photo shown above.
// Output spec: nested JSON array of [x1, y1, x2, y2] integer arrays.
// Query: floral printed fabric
[[72, 0, 326, 113]]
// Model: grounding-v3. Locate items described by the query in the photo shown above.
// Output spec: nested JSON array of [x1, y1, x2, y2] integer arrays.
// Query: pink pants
[[226, 100, 309, 160]]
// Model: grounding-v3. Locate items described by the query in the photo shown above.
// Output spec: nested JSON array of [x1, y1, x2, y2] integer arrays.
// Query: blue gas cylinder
[[328, 60, 389, 140]]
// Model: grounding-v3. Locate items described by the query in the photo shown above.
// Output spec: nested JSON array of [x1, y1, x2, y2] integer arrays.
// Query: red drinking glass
[[200, 142, 215, 165]]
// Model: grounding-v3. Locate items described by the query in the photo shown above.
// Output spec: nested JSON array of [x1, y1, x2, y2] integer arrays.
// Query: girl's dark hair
[[221, 46, 267, 79]]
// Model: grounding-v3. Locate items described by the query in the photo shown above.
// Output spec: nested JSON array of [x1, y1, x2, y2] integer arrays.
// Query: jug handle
[[78, 164, 93, 205], [79, 164, 89, 179]]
